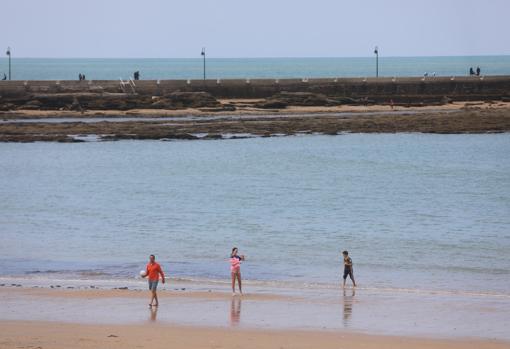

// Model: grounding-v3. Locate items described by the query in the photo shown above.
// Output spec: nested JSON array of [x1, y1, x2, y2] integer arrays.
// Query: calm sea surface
[[1, 56, 510, 80], [1, 134, 509, 295]]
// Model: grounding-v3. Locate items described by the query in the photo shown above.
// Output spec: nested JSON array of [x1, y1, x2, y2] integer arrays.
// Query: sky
[[1, 0, 509, 58]]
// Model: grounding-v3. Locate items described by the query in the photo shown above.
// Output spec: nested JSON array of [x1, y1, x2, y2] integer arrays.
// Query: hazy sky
[[2, 0, 509, 58]]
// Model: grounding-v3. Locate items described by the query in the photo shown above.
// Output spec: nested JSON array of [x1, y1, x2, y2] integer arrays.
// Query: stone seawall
[[1, 76, 509, 103]]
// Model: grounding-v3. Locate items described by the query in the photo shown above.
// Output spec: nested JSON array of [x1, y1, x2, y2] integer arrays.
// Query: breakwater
[[1, 76, 509, 103]]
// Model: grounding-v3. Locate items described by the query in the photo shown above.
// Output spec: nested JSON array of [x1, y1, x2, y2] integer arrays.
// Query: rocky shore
[[1, 77, 510, 142], [1, 99, 509, 142]]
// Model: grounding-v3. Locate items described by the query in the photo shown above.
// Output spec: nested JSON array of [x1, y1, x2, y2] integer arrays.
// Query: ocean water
[[1, 134, 509, 296], [1, 56, 510, 81]]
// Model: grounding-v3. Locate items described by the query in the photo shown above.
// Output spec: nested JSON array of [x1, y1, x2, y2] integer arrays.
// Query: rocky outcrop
[[0, 91, 221, 111], [254, 92, 360, 109]]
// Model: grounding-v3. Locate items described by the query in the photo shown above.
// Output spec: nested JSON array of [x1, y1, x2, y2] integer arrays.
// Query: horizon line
[[2, 54, 510, 60]]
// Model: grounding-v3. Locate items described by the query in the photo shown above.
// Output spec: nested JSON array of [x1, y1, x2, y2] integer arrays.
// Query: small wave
[[25, 270, 65, 275], [8, 271, 510, 300], [78, 271, 110, 277]]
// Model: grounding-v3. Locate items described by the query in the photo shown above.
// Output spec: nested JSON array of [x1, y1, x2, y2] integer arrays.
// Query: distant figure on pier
[[424, 72, 429, 77], [476, 66, 481, 76], [78, 73, 83, 81], [469, 67, 475, 76], [2, 73, 6, 80], [134, 71, 140, 80], [82, 74, 86, 80]]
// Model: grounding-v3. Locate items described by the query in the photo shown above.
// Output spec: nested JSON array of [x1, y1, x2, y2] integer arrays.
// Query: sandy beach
[[2, 320, 508, 349], [1, 283, 509, 349]]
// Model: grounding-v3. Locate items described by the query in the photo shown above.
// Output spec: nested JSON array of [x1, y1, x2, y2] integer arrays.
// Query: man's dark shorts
[[343, 266, 354, 280], [148, 280, 159, 291]]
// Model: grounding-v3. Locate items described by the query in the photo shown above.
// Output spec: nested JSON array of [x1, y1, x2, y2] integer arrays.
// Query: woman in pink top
[[230, 247, 245, 296]]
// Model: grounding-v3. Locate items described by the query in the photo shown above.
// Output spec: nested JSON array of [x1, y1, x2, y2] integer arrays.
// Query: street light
[[6, 47, 11, 80], [201, 47, 206, 81], [374, 46, 379, 78]]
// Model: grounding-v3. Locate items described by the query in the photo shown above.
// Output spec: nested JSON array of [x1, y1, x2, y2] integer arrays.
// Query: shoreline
[[1, 101, 509, 142], [1, 282, 509, 342]]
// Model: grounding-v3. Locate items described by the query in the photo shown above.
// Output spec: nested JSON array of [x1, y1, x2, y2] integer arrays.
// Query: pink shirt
[[230, 256, 241, 272]]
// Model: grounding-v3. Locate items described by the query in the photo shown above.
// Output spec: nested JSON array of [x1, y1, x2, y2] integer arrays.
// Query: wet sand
[[1, 283, 509, 346], [1, 101, 509, 142]]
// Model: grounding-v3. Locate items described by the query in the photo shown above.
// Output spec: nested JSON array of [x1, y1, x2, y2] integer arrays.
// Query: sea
[[1, 56, 510, 80], [1, 134, 509, 297]]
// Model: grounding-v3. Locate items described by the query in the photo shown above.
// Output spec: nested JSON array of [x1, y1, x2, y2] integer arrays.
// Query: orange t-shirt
[[146, 262, 164, 281]]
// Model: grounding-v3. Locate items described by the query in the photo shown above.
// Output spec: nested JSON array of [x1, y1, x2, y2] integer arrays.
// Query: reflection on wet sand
[[149, 306, 158, 322], [342, 288, 355, 327], [230, 296, 242, 326]]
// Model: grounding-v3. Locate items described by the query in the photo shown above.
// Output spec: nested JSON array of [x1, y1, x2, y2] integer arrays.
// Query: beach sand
[[1, 320, 508, 349], [0, 286, 509, 349]]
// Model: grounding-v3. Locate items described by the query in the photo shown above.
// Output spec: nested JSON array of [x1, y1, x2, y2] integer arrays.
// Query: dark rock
[[150, 98, 174, 109], [442, 96, 453, 104], [0, 103, 16, 111], [255, 92, 357, 109], [255, 100, 288, 109], [222, 104, 237, 111], [165, 91, 221, 109], [70, 97, 82, 111], [19, 100, 42, 110]]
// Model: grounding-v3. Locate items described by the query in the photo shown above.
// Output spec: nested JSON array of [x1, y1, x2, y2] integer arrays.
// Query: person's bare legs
[[152, 290, 159, 306], [351, 275, 356, 287], [149, 289, 158, 307], [236, 272, 242, 295], [231, 272, 236, 295]]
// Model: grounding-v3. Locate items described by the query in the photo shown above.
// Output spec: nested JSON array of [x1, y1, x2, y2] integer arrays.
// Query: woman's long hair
[[231, 247, 238, 258]]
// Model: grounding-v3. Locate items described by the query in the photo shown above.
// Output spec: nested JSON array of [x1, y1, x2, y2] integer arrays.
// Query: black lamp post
[[201, 47, 206, 81], [6, 47, 11, 80], [374, 46, 379, 78]]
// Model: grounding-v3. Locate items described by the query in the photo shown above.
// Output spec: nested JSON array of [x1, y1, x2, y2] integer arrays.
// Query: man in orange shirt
[[144, 254, 165, 307]]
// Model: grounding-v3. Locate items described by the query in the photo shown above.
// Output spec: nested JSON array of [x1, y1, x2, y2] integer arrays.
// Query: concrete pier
[[1, 76, 509, 103]]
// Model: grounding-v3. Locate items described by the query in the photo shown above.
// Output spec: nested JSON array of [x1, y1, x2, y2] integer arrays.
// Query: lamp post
[[6, 47, 11, 80], [374, 46, 379, 78], [201, 47, 206, 81]]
